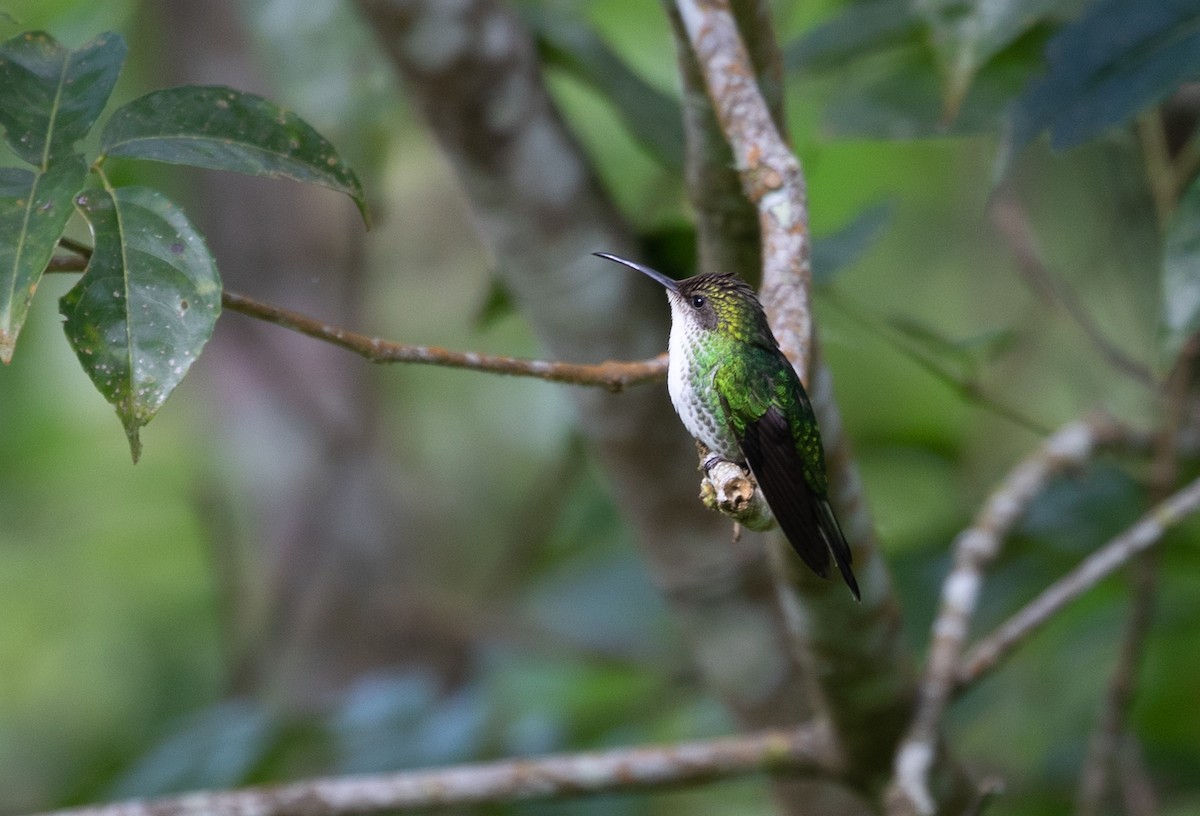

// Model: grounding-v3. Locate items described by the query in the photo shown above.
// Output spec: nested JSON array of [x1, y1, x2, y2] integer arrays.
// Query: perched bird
[[595, 252, 859, 600]]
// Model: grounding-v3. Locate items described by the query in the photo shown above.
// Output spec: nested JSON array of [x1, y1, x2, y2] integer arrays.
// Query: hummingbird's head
[[593, 252, 770, 343]]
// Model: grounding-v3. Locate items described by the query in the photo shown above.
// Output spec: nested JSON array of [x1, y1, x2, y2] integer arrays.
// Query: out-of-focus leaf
[[915, 0, 1061, 120], [1161, 175, 1200, 365], [330, 672, 488, 774], [1019, 463, 1142, 554], [106, 699, 278, 798], [60, 186, 221, 462], [812, 201, 893, 285], [473, 277, 515, 330], [0, 30, 125, 166], [822, 35, 1044, 138], [1011, 0, 1200, 150], [528, 9, 683, 169], [888, 316, 1018, 380], [0, 156, 88, 362], [99, 86, 369, 223], [785, 0, 923, 73]]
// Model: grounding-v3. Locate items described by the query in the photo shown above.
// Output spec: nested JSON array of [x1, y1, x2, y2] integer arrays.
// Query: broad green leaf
[[1161, 176, 1200, 365], [812, 202, 894, 285], [61, 186, 221, 462], [529, 10, 683, 169], [99, 86, 368, 224], [0, 30, 125, 166], [1012, 0, 1200, 150], [0, 155, 88, 362], [914, 0, 1061, 121]]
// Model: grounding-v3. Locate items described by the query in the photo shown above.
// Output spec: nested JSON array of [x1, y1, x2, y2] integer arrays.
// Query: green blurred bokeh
[[1, 0, 1195, 814]]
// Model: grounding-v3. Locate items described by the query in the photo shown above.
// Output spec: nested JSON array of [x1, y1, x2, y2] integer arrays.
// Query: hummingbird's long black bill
[[593, 252, 679, 292]]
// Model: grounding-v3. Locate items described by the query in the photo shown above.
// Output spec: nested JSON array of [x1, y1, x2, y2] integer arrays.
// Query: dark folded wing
[[735, 403, 860, 600]]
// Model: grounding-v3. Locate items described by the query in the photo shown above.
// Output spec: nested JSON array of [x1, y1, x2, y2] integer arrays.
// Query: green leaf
[[61, 186, 221, 462], [528, 9, 683, 169], [0, 155, 88, 362], [0, 30, 125, 166], [1012, 0, 1200, 150], [99, 86, 369, 224], [1161, 176, 1200, 365]]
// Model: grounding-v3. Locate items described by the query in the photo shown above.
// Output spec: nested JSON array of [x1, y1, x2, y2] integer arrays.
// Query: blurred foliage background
[[1, 0, 1199, 814]]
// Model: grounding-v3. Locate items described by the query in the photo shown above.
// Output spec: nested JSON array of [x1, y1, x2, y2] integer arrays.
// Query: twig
[[48, 244, 667, 391], [988, 184, 1158, 390], [1117, 736, 1160, 816], [30, 725, 833, 816], [221, 290, 667, 391], [1075, 554, 1159, 816], [957, 475, 1200, 688], [890, 415, 1113, 816], [1076, 336, 1197, 814]]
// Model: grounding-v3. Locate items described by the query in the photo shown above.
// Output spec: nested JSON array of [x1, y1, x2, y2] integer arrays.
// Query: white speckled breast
[[666, 299, 740, 459]]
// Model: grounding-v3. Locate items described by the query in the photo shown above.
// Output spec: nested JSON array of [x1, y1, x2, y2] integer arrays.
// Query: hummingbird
[[595, 252, 859, 601]]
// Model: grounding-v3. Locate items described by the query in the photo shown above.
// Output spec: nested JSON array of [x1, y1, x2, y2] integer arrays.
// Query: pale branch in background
[[889, 414, 1120, 816], [958, 475, 1200, 688], [30, 726, 835, 816]]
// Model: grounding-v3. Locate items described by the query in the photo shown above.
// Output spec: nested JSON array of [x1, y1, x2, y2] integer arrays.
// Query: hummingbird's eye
[[690, 295, 706, 309]]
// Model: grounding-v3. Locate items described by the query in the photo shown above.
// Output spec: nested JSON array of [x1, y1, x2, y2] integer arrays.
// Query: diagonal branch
[[28, 725, 835, 816], [957, 474, 1200, 689], [889, 414, 1119, 815]]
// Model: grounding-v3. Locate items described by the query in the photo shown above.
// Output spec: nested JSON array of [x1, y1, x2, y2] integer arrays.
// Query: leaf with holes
[[99, 86, 368, 224], [61, 186, 221, 461], [0, 156, 88, 362], [0, 30, 125, 166]]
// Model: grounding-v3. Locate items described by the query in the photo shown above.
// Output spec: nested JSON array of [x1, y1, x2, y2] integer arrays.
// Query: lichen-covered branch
[[30, 725, 834, 816], [671, 1, 918, 795]]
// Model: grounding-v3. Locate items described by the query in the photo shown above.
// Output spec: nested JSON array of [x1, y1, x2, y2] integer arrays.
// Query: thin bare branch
[[221, 290, 667, 390], [891, 415, 1117, 815], [958, 475, 1200, 688], [32, 726, 834, 816], [48, 243, 666, 390]]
